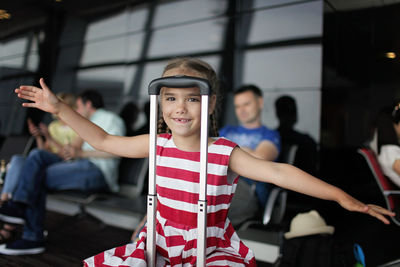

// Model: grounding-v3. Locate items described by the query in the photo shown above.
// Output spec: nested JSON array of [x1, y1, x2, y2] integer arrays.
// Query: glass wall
[[0, 34, 39, 135], [0, 0, 323, 143], [237, 0, 323, 142]]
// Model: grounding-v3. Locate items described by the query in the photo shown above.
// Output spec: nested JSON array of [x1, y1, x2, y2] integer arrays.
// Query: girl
[[376, 101, 400, 188], [15, 58, 394, 266]]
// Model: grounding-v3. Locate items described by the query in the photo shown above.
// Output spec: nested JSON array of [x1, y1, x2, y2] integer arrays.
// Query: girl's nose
[[175, 100, 187, 113]]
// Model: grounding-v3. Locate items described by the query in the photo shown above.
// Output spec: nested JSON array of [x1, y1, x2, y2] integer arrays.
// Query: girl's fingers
[[39, 78, 49, 91], [368, 204, 396, 216], [368, 209, 390, 224], [364, 204, 395, 224], [18, 94, 36, 102], [22, 102, 37, 108]]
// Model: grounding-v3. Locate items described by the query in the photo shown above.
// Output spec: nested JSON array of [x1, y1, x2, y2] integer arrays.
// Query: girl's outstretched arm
[[15, 78, 149, 158], [229, 147, 396, 224]]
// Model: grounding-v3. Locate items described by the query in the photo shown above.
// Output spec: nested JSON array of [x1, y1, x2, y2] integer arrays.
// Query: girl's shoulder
[[209, 137, 238, 157], [157, 133, 173, 147], [213, 136, 238, 148]]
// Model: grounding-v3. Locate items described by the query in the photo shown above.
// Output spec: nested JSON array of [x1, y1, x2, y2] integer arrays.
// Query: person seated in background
[[119, 101, 140, 137], [0, 89, 125, 255], [375, 101, 400, 188], [0, 92, 79, 244], [220, 84, 280, 228], [1, 93, 79, 204], [275, 95, 318, 175], [132, 101, 150, 136]]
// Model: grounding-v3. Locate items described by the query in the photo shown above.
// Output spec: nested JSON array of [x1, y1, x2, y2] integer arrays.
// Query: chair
[[235, 146, 300, 265], [0, 135, 35, 163], [357, 147, 400, 226], [50, 157, 149, 225]]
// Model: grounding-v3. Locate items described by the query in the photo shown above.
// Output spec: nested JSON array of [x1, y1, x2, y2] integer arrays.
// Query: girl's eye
[[166, 97, 175, 101], [188, 97, 200, 102]]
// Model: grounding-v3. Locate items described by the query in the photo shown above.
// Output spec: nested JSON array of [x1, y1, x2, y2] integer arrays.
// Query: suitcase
[[147, 75, 211, 267]]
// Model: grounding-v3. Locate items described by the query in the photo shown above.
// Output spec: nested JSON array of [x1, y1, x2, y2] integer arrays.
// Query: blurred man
[[220, 85, 280, 227]]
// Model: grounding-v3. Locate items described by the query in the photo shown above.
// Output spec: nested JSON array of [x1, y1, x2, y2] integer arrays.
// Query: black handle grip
[[148, 75, 211, 96]]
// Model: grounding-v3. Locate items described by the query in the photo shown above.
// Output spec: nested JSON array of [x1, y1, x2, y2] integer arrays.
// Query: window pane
[[149, 18, 226, 57], [27, 54, 39, 72], [85, 7, 148, 41], [139, 61, 169, 100], [153, 0, 227, 28], [0, 37, 28, 69], [252, 0, 304, 9], [76, 66, 129, 110], [86, 12, 129, 40], [243, 45, 322, 89], [80, 33, 145, 65], [0, 58, 24, 69], [248, 1, 322, 44], [81, 37, 126, 65], [0, 38, 27, 58]]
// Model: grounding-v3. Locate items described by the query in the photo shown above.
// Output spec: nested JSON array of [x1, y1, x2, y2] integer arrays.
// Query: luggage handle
[[147, 75, 211, 267], [148, 75, 211, 95]]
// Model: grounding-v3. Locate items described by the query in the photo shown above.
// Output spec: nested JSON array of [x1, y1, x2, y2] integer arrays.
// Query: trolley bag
[[147, 75, 211, 267]]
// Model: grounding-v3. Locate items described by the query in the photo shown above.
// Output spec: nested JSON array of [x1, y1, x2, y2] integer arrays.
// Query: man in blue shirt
[[220, 85, 280, 227]]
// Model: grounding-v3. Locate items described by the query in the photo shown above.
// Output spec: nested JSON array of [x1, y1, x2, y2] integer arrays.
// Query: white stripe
[[157, 155, 228, 176], [158, 195, 230, 213], [157, 175, 233, 196], [157, 136, 234, 157], [83, 257, 94, 267], [122, 257, 147, 266]]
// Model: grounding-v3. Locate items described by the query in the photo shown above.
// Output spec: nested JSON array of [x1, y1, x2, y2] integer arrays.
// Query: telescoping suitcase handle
[[148, 75, 211, 95], [147, 75, 211, 267]]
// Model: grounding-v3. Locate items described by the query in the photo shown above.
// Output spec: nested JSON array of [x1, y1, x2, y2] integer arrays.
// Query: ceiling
[[1, 0, 400, 40], [0, 0, 143, 39], [326, 0, 400, 11]]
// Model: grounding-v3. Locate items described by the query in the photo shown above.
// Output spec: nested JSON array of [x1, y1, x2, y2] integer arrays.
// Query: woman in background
[[376, 100, 400, 188]]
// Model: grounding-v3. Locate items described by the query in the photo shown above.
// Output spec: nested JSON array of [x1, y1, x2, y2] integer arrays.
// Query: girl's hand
[[15, 78, 60, 114], [338, 193, 395, 224]]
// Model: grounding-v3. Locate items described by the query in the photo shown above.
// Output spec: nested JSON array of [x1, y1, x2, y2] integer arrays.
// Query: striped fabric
[[84, 133, 256, 266]]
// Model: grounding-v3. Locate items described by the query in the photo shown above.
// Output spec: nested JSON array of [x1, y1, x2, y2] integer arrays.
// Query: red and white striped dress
[[84, 133, 256, 267]]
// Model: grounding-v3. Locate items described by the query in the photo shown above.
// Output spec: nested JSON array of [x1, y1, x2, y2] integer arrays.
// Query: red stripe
[[157, 165, 230, 186], [224, 223, 235, 240], [114, 246, 126, 258], [165, 234, 186, 247], [158, 201, 228, 227], [157, 186, 233, 205], [239, 241, 249, 260], [93, 252, 108, 267], [157, 146, 230, 165], [207, 254, 245, 264]]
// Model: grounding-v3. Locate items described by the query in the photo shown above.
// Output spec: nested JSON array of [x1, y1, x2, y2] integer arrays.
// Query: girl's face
[[161, 68, 215, 139]]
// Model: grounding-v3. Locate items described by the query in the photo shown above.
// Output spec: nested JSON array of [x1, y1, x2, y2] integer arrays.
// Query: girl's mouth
[[173, 118, 191, 123]]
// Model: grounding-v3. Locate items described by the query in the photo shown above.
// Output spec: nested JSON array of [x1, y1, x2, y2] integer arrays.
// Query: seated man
[[0, 89, 125, 255], [275, 95, 318, 175], [220, 85, 280, 227]]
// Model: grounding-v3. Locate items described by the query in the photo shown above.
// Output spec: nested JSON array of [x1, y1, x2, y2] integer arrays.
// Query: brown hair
[[157, 57, 220, 137]]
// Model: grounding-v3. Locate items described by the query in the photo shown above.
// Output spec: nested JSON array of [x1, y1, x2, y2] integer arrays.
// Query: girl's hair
[[157, 57, 220, 137], [376, 100, 400, 153]]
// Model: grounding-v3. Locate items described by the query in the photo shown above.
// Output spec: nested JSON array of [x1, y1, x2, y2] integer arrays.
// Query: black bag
[[279, 234, 355, 267]]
